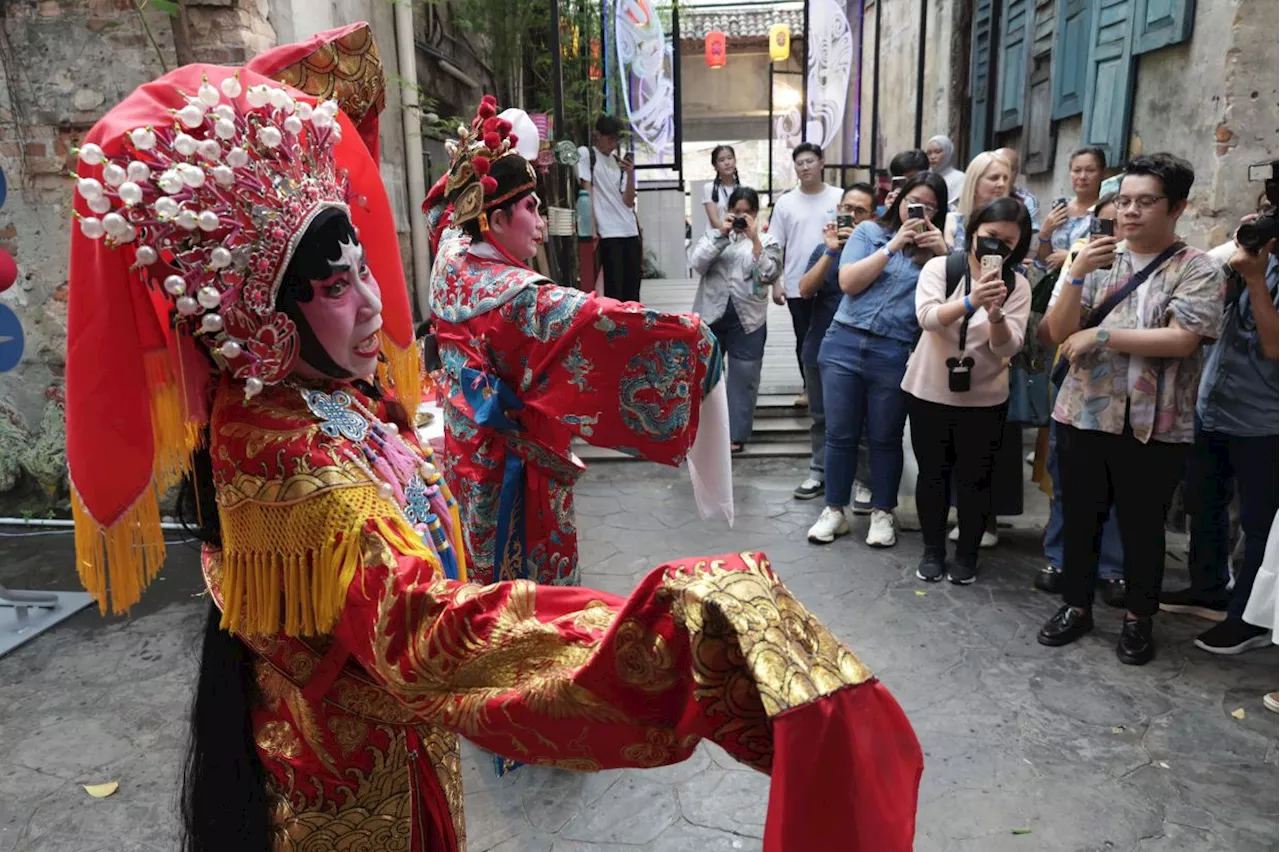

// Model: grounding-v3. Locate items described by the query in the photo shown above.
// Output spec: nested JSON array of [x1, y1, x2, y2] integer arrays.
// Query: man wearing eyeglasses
[[767, 142, 845, 407], [1037, 153, 1225, 667], [1161, 166, 1278, 656], [578, 115, 641, 303]]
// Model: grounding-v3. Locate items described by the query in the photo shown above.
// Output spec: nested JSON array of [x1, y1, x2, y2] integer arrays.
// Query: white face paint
[[292, 236, 385, 380]]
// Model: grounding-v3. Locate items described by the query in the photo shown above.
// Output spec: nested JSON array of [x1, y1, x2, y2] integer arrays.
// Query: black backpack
[[912, 253, 1015, 348]]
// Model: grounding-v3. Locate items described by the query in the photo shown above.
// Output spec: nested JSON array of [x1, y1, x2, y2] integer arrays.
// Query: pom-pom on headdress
[[72, 73, 348, 396]]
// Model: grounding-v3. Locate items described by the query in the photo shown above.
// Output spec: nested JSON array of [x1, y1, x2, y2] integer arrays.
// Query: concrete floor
[[1, 459, 1276, 852]]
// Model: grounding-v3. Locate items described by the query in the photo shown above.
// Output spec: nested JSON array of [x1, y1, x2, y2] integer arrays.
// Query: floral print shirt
[[1052, 244, 1224, 444]]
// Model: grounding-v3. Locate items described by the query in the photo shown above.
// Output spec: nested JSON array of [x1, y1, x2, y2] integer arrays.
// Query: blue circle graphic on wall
[[0, 304, 23, 373]]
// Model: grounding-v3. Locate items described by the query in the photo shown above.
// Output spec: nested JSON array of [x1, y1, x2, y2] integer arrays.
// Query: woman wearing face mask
[[691, 186, 784, 452], [807, 172, 950, 548], [66, 56, 924, 852], [904, 198, 1033, 584], [1035, 147, 1107, 275], [702, 144, 741, 232], [926, 135, 966, 209], [945, 151, 1013, 251]]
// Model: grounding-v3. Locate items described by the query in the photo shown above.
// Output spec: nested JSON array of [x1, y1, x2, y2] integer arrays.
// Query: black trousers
[[787, 297, 813, 387], [909, 395, 1007, 563], [598, 236, 642, 303], [1057, 421, 1188, 617]]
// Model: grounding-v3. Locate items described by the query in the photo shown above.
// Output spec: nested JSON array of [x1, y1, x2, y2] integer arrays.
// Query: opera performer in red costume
[[64, 24, 922, 852], [424, 108, 733, 588]]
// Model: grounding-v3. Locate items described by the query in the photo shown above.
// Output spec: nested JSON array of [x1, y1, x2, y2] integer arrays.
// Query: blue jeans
[[1184, 418, 1279, 620], [709, 302, 766, 444], [1044, 420, 1123, 580], [804, 361, 871, 485], [818, 324, 910, 509]]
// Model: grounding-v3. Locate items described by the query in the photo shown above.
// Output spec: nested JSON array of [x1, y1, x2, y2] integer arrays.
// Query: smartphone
[[891, 175, 906, 191], [1089, 217, 1114, 237], [907, 203, 925, 220], [1053, 197, 1068, 210], [836, 213, 854, 229], [981, 254, 1003, 276]]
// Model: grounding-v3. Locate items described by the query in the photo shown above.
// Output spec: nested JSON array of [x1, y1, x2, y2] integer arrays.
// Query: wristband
[[1069, 276, 1085, 288], [963, 295, 975, 314], [1038, 235, 1052, 244], [825, 248, 842, 260], [880, 245, 894, 259]]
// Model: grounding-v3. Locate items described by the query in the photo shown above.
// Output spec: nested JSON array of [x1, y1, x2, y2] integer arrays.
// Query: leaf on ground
[[1231, 707, 1247, 720], [1111, 725, 1125, 734], [1012, 827, 1033, 835], [914, 590, 927, 596], [83, 781, 119, 798], [1156, 760, 1170, 769]]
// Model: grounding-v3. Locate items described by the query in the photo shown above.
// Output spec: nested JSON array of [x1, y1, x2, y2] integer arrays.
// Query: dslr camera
[[1237, 159, 1278, 254]]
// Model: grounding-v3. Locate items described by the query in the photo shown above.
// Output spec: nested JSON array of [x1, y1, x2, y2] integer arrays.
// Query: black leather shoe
[[1098, 578, 1127, 609], [1038, 605, 1094, 647], [1117, 617, 1156, 665], [1035, 565, 1063, 594]]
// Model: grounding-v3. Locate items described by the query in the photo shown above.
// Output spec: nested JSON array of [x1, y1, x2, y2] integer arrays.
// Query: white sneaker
[[851, 483, 874, 515], [808, 507, 850, 544], [866, 509, 897, 547], [948, 525, 999, 548]]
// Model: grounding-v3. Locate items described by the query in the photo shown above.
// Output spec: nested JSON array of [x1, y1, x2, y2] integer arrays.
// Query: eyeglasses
[[1114, 195, 1167, 211]]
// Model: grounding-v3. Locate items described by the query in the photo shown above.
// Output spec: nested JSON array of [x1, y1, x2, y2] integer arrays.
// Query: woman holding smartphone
[[1035, 147, 1107, 274], [904, 198, 1033, 584], [807, 172, 950, 548], [944, 151, 1013, 251]]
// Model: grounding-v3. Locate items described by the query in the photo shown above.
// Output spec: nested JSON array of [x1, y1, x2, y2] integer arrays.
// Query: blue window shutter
[[1133, 0, 1195, 53], [1050, 0, 1092, 119], [996, 0, 1033, 132], [1080, 0, 1137, 165], [969, 0, 997, 157]]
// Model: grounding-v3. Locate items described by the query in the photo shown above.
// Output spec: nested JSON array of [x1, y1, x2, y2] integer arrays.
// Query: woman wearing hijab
[[926, 135, 966, 208]]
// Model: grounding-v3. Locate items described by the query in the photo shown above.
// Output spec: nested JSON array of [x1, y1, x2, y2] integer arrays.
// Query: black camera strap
[[946, 252, 1013, 353]]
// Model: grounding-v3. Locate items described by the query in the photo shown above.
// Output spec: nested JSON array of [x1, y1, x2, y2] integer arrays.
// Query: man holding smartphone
[[578, 115, 642, 302]]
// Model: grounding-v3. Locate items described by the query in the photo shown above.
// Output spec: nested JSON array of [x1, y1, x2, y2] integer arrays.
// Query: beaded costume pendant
[[302, 387, 462, 579]]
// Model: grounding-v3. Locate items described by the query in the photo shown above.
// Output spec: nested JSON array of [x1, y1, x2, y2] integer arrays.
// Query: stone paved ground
[[1, 460, 1276, 852]]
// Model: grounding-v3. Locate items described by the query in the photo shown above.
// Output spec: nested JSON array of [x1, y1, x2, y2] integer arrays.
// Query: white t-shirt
[[701, 180, 735, 220], [768, 184, 844, 298], [577, 146, 638, 239]]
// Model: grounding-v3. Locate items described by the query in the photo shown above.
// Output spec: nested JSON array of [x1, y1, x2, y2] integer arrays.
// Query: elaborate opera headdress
[[66, 24, 420, 617], [423, 95, 538, 261]]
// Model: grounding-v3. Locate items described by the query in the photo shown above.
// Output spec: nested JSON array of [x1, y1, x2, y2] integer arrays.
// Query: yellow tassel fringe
[[379, 331, 422, 416], [72, 486, 168, 616]]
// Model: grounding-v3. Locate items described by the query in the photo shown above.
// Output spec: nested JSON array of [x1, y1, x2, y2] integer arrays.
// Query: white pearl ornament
[[176, 209, 199, 230], [197, 211, 220, 232], [77, 177, 104, 201], [176, 104, 205, 129], [158, 170, 184, 194], [377, 482, 395, 502], [163, 275, 186, 295], [220, 76, 242, 99], [176, 295, 199, 315], [77, 143, 105, 165], [256, 127, 283, 148], [197, 286, 222, 309], [117, 181, 143, 206], [212, 165, 235, 187], [295, 102, 313, 121], [246, 86, 269, 108], [102, 212, 127, 237], [177, 163, 206, 188], [197, 139, 221, 161], [200, 313, 224, 334], [154, 196, 179, 218], [173, 133, 198, 156], [79, 217, 105, 239], [210, 246, 232, 269], [244, 377, 264, 398], [129, 128, 156, 150], [87, 195, 111, 214], [102, 163, 126, 187], [126, 161, 151, 182], [226, 147, 249, 168], [198, 81, 221, 108], [219, 339, 243, 359], [135, 246, 159, 266], [214, 119, 236, 140], [283, 115, 303, 135]]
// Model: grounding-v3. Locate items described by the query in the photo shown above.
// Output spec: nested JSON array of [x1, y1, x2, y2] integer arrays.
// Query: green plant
[[385, 72, 468, 141]]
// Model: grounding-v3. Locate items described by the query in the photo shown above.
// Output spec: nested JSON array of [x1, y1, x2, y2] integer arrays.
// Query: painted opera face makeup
[[490, 193, 546, 262], [293, 236, 384, 379]]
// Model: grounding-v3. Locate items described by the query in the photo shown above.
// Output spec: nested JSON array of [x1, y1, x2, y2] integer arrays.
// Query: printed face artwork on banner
[[616, 0, 675, 162]]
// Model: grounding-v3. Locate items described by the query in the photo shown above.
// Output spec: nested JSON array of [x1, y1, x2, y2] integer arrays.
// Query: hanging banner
[[773, 0, 855, 161], [615, 0, 676, 166]]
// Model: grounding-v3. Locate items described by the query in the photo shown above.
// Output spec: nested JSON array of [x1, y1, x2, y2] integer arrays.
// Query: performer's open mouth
[[353, 332, 381, 357]]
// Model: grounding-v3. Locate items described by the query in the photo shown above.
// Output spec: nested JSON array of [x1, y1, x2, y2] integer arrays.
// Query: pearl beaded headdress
[[72, 71, 349, 396]]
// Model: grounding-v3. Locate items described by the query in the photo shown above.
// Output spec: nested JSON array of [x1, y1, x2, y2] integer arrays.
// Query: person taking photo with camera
[[1160, 161, 1278, 655], [807, 172, 950, 548], [1037, 154, 1225, 667], [794, 183, 877, 501], [690, 187, 785, 453], [903, 198, 1033, 585]]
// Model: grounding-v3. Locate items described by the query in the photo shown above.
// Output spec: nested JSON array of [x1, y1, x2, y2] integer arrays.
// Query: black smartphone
[[1089, 217, 1114, 237], [891, 176, 906, 191], [1053, 197, 1068, 210], [907, 203, 925, 220], [836, 213, 854, 229]]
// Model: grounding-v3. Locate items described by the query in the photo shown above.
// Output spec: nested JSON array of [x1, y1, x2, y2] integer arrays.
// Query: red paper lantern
[[705, 30, 727, 69], [0, 249, 16, 294]]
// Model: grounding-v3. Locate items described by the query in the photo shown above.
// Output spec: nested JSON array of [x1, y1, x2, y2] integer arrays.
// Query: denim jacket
[[833, 221, 926, 344]]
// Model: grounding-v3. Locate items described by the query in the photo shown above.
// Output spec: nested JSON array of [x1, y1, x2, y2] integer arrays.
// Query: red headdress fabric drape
[[68, 60, 413, 617]]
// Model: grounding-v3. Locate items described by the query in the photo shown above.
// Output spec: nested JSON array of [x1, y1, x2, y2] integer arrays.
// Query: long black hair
[[710, 144, 740, 202], [179, 208, 367, 852], [963, 196, 1034, 266], [876, 171, 949, 232]]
